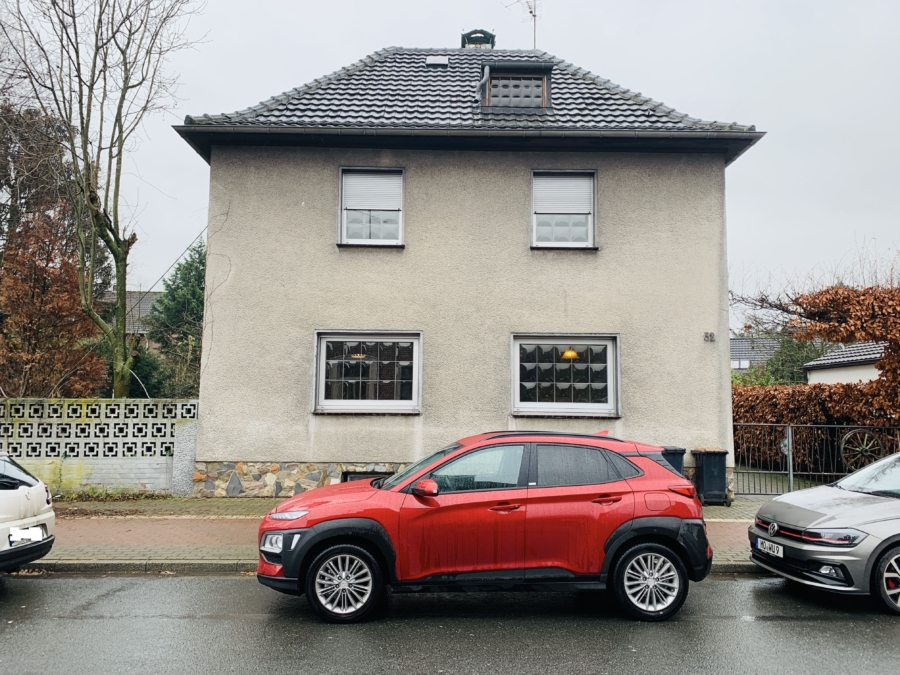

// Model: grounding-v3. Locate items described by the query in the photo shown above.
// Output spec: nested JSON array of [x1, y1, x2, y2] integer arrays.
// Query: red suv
[[257, 431, 712, 622]]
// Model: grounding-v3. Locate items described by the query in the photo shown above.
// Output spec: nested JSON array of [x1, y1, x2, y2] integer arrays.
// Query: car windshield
[[0, 456, 40, 488], [837, 452, 900, 498], [379, 443, 462, 490]]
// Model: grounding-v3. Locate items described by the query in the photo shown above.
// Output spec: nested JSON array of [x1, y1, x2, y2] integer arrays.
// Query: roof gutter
[[174, 124, 765, 164]]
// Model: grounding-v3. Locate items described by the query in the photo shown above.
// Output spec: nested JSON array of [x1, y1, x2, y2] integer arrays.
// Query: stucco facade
[[196, 146, 732, 468], [806, 364, 879, 385]]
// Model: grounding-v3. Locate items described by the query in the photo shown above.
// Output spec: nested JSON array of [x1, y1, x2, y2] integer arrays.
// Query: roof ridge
[[187, 46, 401, 125]]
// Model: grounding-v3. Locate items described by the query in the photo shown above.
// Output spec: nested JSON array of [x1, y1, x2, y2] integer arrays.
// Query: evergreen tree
[[146, 241, 205, 397]]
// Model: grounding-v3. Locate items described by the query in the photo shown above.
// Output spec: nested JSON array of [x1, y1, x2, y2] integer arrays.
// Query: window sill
[[511, 410, 620, 419], [530, 245, 600, 251], [337, 243, 405, 249], [313, 409, 421, 416]]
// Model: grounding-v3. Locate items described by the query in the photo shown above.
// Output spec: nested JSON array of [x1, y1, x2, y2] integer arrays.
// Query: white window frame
[[511, 334, 619, 417], [339, 168, 405, 246], [314, 331, 422, 414], [531, 171, 596, 249]]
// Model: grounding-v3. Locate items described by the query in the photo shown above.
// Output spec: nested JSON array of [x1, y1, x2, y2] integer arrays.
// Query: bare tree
[[0, 0, 201, 396]]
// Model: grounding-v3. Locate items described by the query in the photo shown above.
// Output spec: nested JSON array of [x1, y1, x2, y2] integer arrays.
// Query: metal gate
[[733, 423, 900, 495]]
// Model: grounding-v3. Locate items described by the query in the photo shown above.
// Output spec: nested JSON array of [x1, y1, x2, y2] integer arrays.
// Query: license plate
[[756, 537, 783, 558], [9, 526, 44, 547]]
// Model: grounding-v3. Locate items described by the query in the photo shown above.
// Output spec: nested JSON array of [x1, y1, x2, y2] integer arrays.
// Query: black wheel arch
[[602, 517, 710, 583], [279, 517, 398, 587]]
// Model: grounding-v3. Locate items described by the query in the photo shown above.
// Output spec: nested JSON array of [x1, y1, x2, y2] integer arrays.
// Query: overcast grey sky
[[123, 0, 900, 293]]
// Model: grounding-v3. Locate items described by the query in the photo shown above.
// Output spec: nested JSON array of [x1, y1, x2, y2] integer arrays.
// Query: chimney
[[461, 29, 496, 49]]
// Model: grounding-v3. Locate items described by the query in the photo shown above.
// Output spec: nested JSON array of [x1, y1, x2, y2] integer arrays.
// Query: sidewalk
[[24, 496, 769, 575]]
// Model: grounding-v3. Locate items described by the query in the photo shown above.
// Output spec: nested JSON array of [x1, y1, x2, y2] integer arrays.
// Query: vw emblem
[[768, 522, 779, 537]]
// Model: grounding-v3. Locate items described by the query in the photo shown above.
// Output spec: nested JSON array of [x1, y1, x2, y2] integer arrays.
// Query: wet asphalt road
[[1, 573, 898, 675]]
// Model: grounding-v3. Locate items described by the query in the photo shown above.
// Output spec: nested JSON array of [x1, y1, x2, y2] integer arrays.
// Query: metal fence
[[733, 423, 900, 495]]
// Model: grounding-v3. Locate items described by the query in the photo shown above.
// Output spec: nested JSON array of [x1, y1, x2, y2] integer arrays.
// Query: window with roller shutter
[[532, 172, 595, 248], [340, 169, 404, 245]]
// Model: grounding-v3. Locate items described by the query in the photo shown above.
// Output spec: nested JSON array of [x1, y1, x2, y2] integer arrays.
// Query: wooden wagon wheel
[[840, 429, 885, 471]]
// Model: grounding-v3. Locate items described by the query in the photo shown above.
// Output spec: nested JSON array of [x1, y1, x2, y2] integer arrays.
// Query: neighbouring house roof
[[101, 291, 161, 336], [175, 45, 762, 163], [730, 337, 779, 366], [803, 342, 887, 371]]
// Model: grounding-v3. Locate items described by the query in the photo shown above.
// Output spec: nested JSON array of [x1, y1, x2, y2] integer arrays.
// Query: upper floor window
[[512, 335, 617, 417], [532, 172, 595, 248], [341, 169, 403, 245], [489, 75, 546, 107]]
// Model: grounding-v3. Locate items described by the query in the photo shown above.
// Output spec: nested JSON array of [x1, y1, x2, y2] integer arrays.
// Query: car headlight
[[801, 528, 868, 547], [260, 532, 284, 554], [269, 509, 309, 521]]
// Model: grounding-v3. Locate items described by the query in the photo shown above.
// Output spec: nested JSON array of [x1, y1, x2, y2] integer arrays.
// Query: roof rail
[[485, 431, 625, 443]]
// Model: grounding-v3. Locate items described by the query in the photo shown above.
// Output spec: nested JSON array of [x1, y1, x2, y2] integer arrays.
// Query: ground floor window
[[315, 332, 421, 414], [512, 335, 618, 416]]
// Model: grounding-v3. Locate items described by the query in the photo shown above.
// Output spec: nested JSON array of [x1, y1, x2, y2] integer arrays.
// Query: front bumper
[[257, 573, 301, 595], [0, 535, 55, 572], [747, 524, 873, 594]]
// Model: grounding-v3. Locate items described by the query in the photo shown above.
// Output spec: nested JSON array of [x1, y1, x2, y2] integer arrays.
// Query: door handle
[[592, 494, 622, 505], [489, 503, 521, 513]]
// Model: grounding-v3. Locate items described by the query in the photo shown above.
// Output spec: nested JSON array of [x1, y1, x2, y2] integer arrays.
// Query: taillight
[[45, 485, 52, 505], [668, 485, 696, 498]]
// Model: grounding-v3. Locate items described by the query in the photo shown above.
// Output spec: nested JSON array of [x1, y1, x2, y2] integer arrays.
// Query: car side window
[[606, 451, 641, 479], [0, 458, 39, 488], [431, 445, 525, 493], [535, 444, 618, 487]]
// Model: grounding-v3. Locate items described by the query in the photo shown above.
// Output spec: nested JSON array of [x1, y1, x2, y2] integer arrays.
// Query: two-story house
[[176, 30, 763, 497]]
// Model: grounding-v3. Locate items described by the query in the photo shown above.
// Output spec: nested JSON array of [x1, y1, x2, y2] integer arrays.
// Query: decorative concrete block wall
[[0, 399, 198, 494]]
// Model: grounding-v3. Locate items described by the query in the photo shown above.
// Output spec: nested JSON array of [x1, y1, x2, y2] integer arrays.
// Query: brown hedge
[[734, 286, 900, 427], [732, 383, 894, 426]]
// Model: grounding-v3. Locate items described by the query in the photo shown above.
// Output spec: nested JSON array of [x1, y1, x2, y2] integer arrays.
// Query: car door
[[525, 443, 635, 578], [397, 443, 528, 582]]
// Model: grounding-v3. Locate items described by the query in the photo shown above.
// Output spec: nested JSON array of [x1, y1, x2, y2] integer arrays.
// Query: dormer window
[[479, 61, 553, 108], [489, 75, 545, 107]]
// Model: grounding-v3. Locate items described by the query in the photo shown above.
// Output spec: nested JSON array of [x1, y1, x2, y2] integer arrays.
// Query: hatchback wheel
[[613, 543, 688, 621], [305, 544, 383, 623], [875, 546, 900, 616]]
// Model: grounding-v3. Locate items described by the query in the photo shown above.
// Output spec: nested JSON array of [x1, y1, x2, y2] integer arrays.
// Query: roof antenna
[[503, 0, 542, 49]]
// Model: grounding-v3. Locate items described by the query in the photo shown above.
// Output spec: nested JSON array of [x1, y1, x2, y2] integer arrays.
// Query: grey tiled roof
[[102, 291, 162, 335], [730, 337, 778, 365], [803, 342, 887, 370], [185, 47, 755, 134]]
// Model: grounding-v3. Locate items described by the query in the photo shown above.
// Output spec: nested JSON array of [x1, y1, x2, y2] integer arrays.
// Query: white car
[[0, 453, 55, 572]]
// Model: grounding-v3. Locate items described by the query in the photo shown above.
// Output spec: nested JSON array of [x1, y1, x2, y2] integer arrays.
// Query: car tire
[[874, 545, 900, 616], [612, 542, 689, 621], [305, 544, 384, 623]]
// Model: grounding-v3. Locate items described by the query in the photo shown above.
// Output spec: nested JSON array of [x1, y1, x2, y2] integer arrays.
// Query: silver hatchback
[[748, 452, 900, 614]]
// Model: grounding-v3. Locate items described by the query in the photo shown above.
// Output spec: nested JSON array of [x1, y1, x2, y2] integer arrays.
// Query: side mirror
[[412, 479, 439, 497]]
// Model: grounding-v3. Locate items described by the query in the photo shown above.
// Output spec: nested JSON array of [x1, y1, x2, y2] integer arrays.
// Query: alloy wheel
[[882, 553, 900, 609], [314, 553, 373, 615], [623, 552, 680, 612]]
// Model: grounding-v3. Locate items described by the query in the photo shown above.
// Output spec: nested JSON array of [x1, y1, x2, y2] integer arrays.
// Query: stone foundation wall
[[193, 461, 406, 498]]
